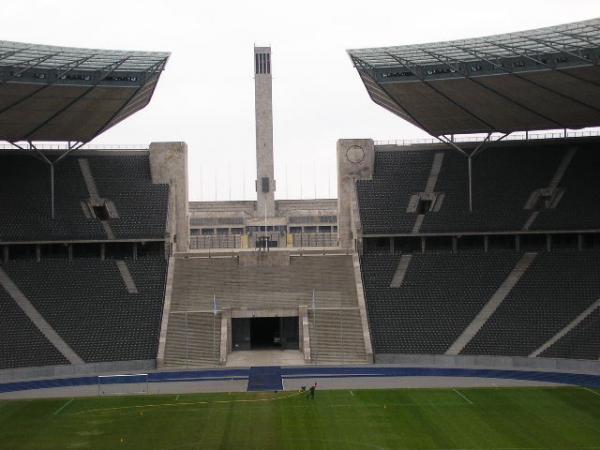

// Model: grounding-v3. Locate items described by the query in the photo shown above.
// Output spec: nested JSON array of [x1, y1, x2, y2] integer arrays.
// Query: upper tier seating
[[357, 139, 600, 234], [0, 256, 167, 365], [357, 150, 434, 234], [0, 152, 168, 242], [533, 146, 600, 230]]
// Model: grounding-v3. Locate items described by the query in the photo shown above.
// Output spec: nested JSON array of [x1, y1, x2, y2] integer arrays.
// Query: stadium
[[1, 14, 600, 450]]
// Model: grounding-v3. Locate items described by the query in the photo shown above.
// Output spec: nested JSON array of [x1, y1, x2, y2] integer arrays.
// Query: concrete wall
[[276, 199, 338, 212], [149, 142, 190, 253], [337, 139, 375, 249], [156, 256, 175, 368], [190, 201, 256, 214], [376, 354, 600, 375], [0, 359, 155, 383]]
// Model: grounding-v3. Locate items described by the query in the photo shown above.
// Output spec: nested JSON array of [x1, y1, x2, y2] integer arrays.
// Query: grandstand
[[0, 41, 184, 378], [0, 148, 174, 373], [341, 17, 600, 369]]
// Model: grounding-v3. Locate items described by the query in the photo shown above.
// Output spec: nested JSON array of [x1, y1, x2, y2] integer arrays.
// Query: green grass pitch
[[1, 387, 600, 449]]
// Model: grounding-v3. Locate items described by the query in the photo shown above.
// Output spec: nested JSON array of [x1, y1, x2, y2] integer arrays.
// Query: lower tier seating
[[463, 251, 600, 357], [0, 257, 167, 366], [0, 288, 69, 370], [540, 308, 600, 360], [361, 252, 520, 355], [361, 250, 600, 360]]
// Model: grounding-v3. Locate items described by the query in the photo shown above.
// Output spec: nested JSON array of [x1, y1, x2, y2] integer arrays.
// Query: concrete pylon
[[254, 46, 276, 218], [336, 139, 375, 249]]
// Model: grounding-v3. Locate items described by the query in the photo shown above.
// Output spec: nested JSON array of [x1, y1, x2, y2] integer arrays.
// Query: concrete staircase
[[162, 251, 371, 366], [170, 254, 359, 310], [163, 312, 221, 367], [308, 308, 368, 364]]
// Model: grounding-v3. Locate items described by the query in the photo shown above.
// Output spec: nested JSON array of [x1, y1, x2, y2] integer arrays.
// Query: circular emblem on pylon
[[346, 145, 365, 164]]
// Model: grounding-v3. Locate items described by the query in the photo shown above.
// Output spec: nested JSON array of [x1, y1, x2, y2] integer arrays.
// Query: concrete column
[[220, 309, 231, 365], [149, 142, 190, 253], [452, 237, 458, 253], [254, 46, 276, 218], [389, 237, 395, 255], [100, 243, 105, 261], [484, 235, 489, 253], [546, 234, 552, 252], [299, 305, 311, 362], [515, 235, 521, 252], [35, 245, 41, 263], [337, 139, 375, 249], [421, 236, 426, 253]]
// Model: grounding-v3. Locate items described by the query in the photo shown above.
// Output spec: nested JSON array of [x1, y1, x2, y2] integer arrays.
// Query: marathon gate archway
[[232, 316, 299, 351]]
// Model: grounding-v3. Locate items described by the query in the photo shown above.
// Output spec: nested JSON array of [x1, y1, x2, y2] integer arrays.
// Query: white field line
[[453, 389, 474, 405], [276, 442, 600, 450], [583, 387, 600, 398], [175, 394, 180, 401], [75, 391, 303, 415], [53, 398, 74, 416], [75, 399, 470, 416]]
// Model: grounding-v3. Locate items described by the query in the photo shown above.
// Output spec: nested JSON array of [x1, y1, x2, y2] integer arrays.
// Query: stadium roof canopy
[[349, 18, 600, 136], [0, 41, 169, 142]]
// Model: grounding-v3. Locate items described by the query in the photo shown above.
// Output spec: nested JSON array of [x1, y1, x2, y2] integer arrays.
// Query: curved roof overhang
[[0, 41, 169, 142], [349, 18, 600, 136]]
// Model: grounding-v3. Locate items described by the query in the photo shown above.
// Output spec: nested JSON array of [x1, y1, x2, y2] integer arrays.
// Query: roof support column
[[8, 141, 86, 220], [50, 163, 55, 220], [438, 133, 508, 212], [468, 155, 473, 213]]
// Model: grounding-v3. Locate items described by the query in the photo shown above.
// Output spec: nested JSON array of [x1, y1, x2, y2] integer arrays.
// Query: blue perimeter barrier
[[2, 366, 600, 394]]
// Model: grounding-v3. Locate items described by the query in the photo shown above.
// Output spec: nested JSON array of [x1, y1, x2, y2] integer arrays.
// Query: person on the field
[[307, 382, 317, 400]]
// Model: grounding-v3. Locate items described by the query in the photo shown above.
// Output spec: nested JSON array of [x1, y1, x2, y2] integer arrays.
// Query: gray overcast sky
[[4, 0, 600, 200]]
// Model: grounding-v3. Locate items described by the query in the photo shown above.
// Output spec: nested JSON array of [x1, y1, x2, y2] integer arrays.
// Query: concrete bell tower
[[254, 46, 276, 218]]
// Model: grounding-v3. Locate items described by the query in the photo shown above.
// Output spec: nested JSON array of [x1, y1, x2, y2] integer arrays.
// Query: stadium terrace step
[[308, 308, 369, 364], [164, 312, 221, 367]]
